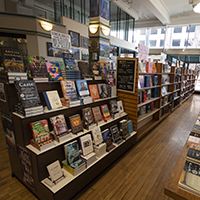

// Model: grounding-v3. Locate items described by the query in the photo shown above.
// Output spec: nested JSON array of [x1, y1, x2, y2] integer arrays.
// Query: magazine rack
[[1, 80, 137, 200]]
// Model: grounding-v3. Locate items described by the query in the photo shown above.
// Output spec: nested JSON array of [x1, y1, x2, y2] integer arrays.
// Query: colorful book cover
[[152, 63, 157, 73], [139, 61, 143, 73], [127, 120, 133, 134], [101, 129, 115, 151], [27, 55, 48, 77], [139, 76, 144, 88], [89, 84, 100, 100], [69, 114, 83, 134], [45, 62, 63, 81], [142, 90, 147, 102], [75, 79, 89, 97], [82, 107, 95, 129], [146, 62, 152, 73], [2, 47, 24, 71], [101, 104, 111, 121], [92, 106, 103, 123], [106, 73, 115, 86], [50, 114, 68, 135], [146, 89, 151, 100], [60, 80, 78, 101]]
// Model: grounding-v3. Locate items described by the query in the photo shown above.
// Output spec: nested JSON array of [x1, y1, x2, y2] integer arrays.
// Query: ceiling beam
[[142, 0, 171, 25]]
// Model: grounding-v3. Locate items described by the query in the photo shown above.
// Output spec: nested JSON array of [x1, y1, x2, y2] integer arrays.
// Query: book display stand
[[0, 80, 137, 200]]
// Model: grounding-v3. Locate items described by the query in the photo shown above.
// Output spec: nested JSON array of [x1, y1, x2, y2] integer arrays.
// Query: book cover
[[138, 91, 141, 104], [101, 129, 115, 151], [45, 62, 63, 81], [89, 84, 100, 100], [151, 88, 158, 98], [101, 104, 111, 121], [142, 90, 147, 103], [50, 61, 65, 70], [153, 75, 158, 86], [139, 76, 144, 88], [127, 120, 134, 134], [50, 114, 68, 135], [77, 61, 90, 77], [146, 62, 152, 73], [110, 124, 123, 144], [60, 80, 78, 101], [15, 80, 41, 108], [146, 103, 152, 113], [92, 127, 103, 145], [187, 148, 200, 161], [82, 107, 95, 129], [144, 76, 151, 87], [152, 63, 157, 73], [27, 55, 48, 77], [63, 53, 77, 70], [117, 101, 124, 113], [146, 89, 151, 100], [47, 160, 63, 182], [43, 90, 62, 110], [140, 105, 146, 116], [98, 84, 108, 98], [162, 75, 170, 84], [92, 106, 103, 123], [79, 134, 93, 156], [2, 47, 24, 71], [138, 61, 143, 73], [109, 99, 119, 118], [69, 114, 83, 134], [76, 79, 90, 97], [106, 73, 115, 86]]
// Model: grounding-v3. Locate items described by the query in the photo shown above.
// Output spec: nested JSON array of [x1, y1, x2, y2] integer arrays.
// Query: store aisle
[[0, 94, 200, 200]]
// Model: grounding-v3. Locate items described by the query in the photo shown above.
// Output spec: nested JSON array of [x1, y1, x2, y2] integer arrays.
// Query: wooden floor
[[0, 94, 200, 200]]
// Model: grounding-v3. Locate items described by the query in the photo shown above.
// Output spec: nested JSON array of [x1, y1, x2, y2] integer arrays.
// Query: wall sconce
[[100, 25, 110, 36], [40, 21, 53, 31], [89, 24, 99, 34]]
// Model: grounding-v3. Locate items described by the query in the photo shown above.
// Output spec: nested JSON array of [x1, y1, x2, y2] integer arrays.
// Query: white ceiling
[[112, 0, 200, 28]]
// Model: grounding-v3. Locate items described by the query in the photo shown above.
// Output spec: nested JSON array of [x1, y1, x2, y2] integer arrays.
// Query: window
[[160, 40, 164, 47], [140, 29, 146, 35], [150, 40, 157, 47], [151, 28, 157, 34], [186, 25, 196, 33], [174, 27, 182, 33], [161, 28, 165, 34], [139, 40, 145, 45], [172, 39, 181, 46]]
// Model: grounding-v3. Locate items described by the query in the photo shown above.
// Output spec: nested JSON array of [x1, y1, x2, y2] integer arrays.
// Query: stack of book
[[66, 70, 81, 80], [0, 71, 27, 83], [82, 96, 93, 104], [110, 124, 123, 144], [119, 119, 129, 139]]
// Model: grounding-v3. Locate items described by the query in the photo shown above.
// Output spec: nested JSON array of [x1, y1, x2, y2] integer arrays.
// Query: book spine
[[42, 92, 52, 110]]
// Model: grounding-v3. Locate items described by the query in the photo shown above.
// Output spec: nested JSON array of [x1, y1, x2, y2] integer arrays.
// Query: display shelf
[[162, 72, 174, 75], [138, 97, 160, 108], [173, 89, 180, 93], [138, 108, 160, 123], [174, 96, 180, 101], [138, 85, 161, 91], [41, 131, 137, 193], [162, 83, 174, 86], [161, 92, 173, 97], [139, 72, 162, 75]]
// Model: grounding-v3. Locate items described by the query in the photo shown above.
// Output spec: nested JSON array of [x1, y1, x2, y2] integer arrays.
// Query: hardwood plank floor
[[0, 94, 200, 200]]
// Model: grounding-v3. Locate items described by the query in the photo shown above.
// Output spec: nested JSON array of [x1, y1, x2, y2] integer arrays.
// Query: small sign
[[138, 44, 149, 61]]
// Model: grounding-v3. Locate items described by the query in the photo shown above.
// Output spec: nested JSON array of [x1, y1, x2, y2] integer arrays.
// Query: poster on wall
[[90, 0, 100, 17], [47, 42, 64, 58], [17, 145, 35, 190], [100, 0, 109, 20], [116, 58, 137, 93], [138, 44, 149, 61], [72, 48, 80, 60], [51, 31, 71, 50], [100, 44, 110, 57]]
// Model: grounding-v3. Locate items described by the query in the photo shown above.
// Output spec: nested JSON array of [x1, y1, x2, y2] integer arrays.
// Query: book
[[109, 99, 119, 118], [153, 75, 158, 86], [43, 90, 62, 110], [127, 120, 134, 134], [101, 104, 112, 121], [27, 55, 48, 77], [92, 106, 103, 123], [98, 84, 108, 98], [161, 87, 167, 96], [92, 127, 103, 145], [117, 101, 124, 113], [50, 114, 69, 136], [69, 114, 83, 134], [79, 134, 94, 156], [45, 62, 63, 81], [1, 47, 24, 71], [138, 91, 142, 104], [119, 119, 129, 139], [152, 63, 157, 73], [146, 103, 152, 113], [138, 61, 143, 73], [142, 90, 147, 102], [162, 75, 170, 84], [193, 125, 200, 134], [146, 89, 151, 100], [75, 79, 90, 97], [101, 129, 116, 151], [82, 107, 95, 129], [106, 73, 115, 86], [146, 62, 152, 73], [89, 84, 100, 101], [77, 61, 90, 78], [60, 80, 78, 101], [63, 53, 77, 70], [110, 124, 123, 144], [151, 88, 158, 98], [14, 80, 41, 108], [139, 76, 144, 88], [144, 76, 151, 87]]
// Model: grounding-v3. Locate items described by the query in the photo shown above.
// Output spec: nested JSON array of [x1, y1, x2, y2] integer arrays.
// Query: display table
[[164, 142, 200, 200]]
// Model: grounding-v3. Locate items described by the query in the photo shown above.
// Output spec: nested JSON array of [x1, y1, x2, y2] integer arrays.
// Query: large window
[[140, 29, 146, 35], [186, 25, 196, 32], [150, 40, 156, 47], [151, 29, 157, 35], [172, 39, 181, 46], [160, 40, 164, 47], [174, 27, 182, 33]]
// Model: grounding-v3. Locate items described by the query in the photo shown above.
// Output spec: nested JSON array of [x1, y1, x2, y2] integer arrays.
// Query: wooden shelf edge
[[138, 85, 161, 91], [138, 97, 160, 108], [138, 108, 160, 123]]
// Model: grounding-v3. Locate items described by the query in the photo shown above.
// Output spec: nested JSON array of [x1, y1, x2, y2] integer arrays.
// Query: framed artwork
[[81, 36, 89, 48], [100, 43, 110, 58], [69, 30, 80, 47], [71, 48, 80, 60], [47, 42, 63, 58], [81, 51, 89, 60]]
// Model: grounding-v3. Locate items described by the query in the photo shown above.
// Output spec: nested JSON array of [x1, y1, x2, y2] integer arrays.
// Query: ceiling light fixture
[[193, 2, 200, 13]]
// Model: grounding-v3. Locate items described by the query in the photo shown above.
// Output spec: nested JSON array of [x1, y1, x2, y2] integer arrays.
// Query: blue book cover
[[63, 53, 77, 70], [127, 120, 133, 134], [144, 76, 151, 87], [102, 129, 110, 141], [75, 79, 90, 97], [152, 88, 158, 98]]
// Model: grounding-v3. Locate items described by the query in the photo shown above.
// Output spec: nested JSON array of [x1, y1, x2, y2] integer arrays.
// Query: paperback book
[[127, 120, 134, 134], [45, 62, 63, 81], [92, 106, 103, 123], [89, 84, 100, 101], [120, 119, 129, 139], [98, 84, 108, 98], [79, 134, 94, 156], [101, 104, 112, 121], [63, 53, 77, 70], [92, 127, 103, 145], [101, 129, 116, 152], [82, 107, 95, 129], [139, 76, 144, 88], [76, 79, 90, 97], [117, 101, 124, 113], [77, 61, 90, 78], [69, 114, 83, 134], [110, 124, 123, 144], [109, 99, 119, 118]]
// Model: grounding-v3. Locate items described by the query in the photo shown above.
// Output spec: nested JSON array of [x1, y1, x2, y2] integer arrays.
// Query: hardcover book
[[89, 84, 100, 101], [27, 55, 48, 77], [2, 47, 24, 71], [63, 53, 77, 70], [110, 124, 123, 144], [101, 129, 116, 151], [45, 62, 63, 81], [109, 99, 119, 118], [82, 107, 95, 129], [119, 119, 129, 139], [50, 114, 68, 136], [92, 127, 103, 145], [127, 120, 134, 134], [98, 84, 108, 98], [151, 88, 158, 98], [43, 90, 62, 110], [79, 134, 94, 156], [69, 114, 83, 134], [101, 104, 112, 121], [92, 106, 103, 123], [76, 79, 89, 97], [106, 73, 115, 86], [60, 80, 78, 101], [117, 101, 124, 113], [15, 80, 41, 108]]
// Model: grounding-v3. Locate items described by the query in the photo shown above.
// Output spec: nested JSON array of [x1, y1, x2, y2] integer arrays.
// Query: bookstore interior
[[1, 0, 200, 199]]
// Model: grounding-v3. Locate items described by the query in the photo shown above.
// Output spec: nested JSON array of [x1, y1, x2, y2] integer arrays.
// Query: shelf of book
[[161, 102, 172, 109], [161, 92, 173, 97], [41, 131, 137, 194], [162, 83, 174, 86], [138, 85, 161, 91], [162, 73, 175, 75], [174, 96, 180, 101], [138, 97, 160, 108], [173, 89, 180, 93], [139, 72, 162, 75], [138, 108, 160, 123]]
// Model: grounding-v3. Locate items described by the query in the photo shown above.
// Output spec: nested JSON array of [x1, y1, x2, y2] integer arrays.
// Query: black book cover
[[187, 148, 200, 161], [15, 80, 41, 108], [109, 99, 119, 118]]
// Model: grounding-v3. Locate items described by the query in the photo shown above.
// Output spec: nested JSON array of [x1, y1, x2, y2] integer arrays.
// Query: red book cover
[[101, 104, 112, 121], [142, 91, 147, 103], [89, 84, 100, 100]]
